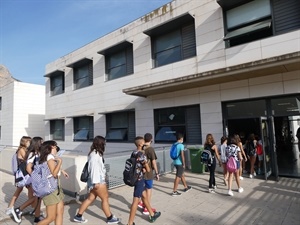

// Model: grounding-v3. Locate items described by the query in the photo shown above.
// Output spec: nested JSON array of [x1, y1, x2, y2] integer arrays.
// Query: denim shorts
[[87, 176, 106, 191], [144, 179, 153, 189], [133, 179, 145, 198]]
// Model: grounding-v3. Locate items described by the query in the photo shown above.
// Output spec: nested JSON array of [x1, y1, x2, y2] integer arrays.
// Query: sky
[[0, 0, 171, 85]]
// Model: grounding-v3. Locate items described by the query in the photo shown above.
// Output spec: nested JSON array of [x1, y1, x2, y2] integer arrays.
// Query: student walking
[[226, 136, 244, 196], [246, 133, 257, 178], [138, 133, 159, 215], [36, 140, 65, 225], [219, 136, 228, 186], [10, 137, 46, 224], [6, 136, 33, 223], [234, 134, 247, 180], [127, 136, 161, 225], [73, 136, 120, 224], [204, 134, 221, 193], [171, 133, 192, 196]]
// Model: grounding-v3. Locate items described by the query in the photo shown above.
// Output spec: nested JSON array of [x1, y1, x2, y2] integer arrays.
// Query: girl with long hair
[[36, 140, 65, 225], [204, 134, 221, 193], [73, 135, 120, 224]]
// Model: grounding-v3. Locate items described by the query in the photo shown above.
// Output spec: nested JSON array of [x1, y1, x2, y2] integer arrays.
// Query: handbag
[[80, 162, 89, 183]]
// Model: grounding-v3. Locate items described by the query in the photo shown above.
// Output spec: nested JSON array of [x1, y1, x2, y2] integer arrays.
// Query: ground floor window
[[154, 105, 201, 144], [73, 116, 93, 141]]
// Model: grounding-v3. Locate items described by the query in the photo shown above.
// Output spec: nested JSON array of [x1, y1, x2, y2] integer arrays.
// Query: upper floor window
[[222, 0, 272, 47], [67, 58, 93, 90], [106, 110, 135, 142], [50, 119, 65, 140], [47, 71, 65, 96], [154, 105, 201, 144], [144, 13, 196, 68], [219, 0, 300, 47], [73, 116, 94, 141], [98, 41, 133, 81]]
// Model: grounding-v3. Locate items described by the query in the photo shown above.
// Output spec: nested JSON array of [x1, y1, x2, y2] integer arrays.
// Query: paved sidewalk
[[0, 170, 299, 225]]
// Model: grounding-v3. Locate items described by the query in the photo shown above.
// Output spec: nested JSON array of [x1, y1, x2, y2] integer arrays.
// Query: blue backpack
[[31, 161, 58, 197], [170, 143, 180, 160]]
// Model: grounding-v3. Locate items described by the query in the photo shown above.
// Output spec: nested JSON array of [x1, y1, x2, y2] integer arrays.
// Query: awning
[[44, 117, 65, 121], [224, 19, 271, 40], [98, 41, 132, 55], [216, 0, 247, 10], [66, 58, 92, 68], [143, 13, 194, 37], [65, 113, 94, 118], [44, 70, 64, 78], [98, 108, 134, 114]]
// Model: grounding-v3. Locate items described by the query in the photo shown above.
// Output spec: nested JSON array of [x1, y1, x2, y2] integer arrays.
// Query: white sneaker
[[213, 185, 217, 190], [238, 187, 244, 193], [228, 190, 234, 196], [208, 188, 215, 193], [239, 176, 244, 180], [5, 207, 13, 215], [249, 174, 253, 179], [253, 172, 257, 176]]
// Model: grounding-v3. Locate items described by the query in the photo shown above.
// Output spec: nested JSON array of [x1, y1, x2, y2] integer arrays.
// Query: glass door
[[260, 116, 279, 180]]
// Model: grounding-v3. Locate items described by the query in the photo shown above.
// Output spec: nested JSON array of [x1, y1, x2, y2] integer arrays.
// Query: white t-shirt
[[46, 154, 61, 176]]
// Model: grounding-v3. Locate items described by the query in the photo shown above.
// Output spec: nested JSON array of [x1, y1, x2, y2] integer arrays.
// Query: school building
[[44, 0, 300, 180]]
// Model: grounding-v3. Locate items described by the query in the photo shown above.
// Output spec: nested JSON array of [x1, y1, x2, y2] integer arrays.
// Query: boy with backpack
[[127, 136, 161, 225], [171, 133, 192, 196]]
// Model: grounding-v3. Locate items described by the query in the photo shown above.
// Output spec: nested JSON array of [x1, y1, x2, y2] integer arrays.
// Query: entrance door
[[260, 117, 279, 180]]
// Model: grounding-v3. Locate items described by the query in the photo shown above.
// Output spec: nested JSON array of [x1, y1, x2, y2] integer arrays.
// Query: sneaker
[[138, 202, 145, 209], [143, 208, 156, 215], [238, 187, 244, 193], [34, 215, 45, 224], [73, 215, 88, 223], [149, 211, 161, 223], [253, 172, 257, 176], [172, 191, 181, 196], [228, 190, 234, 196], [11, 207, 22, 223], [240, 176, 244, 180], [107, 215, 120, 224], [249, 174, 253, 179], [208, 188, 215, 193], [213, 185, 217, 190], [5, 207, 13, 215], [183, 186, 192, 192]]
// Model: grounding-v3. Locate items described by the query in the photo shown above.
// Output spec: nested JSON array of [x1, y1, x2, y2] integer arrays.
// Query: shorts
[[42, 187, 64, 206], [87, 177, 107, 191], [258, 154, 263, 161], [133, 179, 145, 198], [236, 161, 240, 170], [175, 165, 184, 178], [144, 179, 153, 189]]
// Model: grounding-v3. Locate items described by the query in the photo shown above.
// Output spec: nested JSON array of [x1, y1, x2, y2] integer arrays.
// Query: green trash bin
[[189, 147, 205, 173]]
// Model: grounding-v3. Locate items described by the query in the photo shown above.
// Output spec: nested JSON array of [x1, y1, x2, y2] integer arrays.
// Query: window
[[98, 41, 133, 81], [144, 13, 196, 68], [106, 111, 135, 142], [73, 116, 94, 141], [50, 120, 65, 140], [50, 72, 64, 96], [67, 58, 93, 90], [0, 97, 2, 110], [223, 0, 272, 47], [154, 105, 201, 144]]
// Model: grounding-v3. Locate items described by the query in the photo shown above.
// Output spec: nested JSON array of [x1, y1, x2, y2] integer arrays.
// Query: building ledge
[[123, 52, 300, 97]]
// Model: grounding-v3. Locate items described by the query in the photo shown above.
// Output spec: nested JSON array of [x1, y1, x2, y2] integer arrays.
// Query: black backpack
[[123, 153, 138, 187], [200, 145, 213, 165]]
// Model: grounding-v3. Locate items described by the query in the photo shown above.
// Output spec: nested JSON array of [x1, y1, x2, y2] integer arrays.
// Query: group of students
[[7, 134, 162, 225], [6, 136, 68, 224], [206, 133, 263, 196]]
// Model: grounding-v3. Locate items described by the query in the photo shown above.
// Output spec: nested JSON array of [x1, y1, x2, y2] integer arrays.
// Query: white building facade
[[0, 80, 45, 147], [45, 0, 300, 178]]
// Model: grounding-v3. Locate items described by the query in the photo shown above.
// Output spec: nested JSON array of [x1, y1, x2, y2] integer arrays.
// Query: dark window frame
[[154, 105, 201, 144], [50, 73, 65, 96], [50, 119, 65, 141], [73, 116, 94, 141], [106, 111, 135, 142]]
